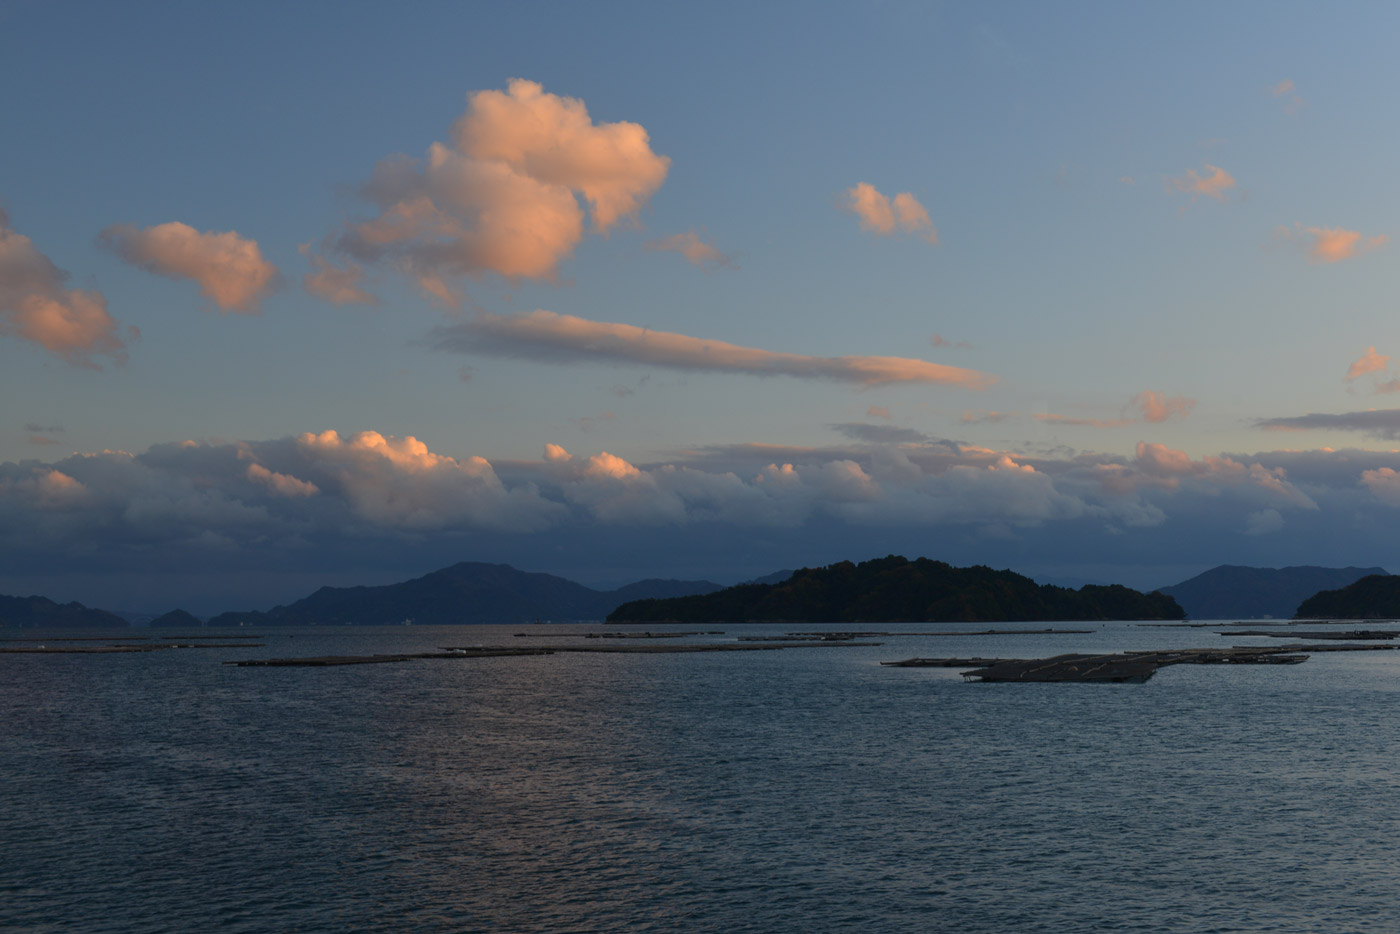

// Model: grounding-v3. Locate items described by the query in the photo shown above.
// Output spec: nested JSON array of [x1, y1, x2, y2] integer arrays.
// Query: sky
[[4, 0, 1400, 614]]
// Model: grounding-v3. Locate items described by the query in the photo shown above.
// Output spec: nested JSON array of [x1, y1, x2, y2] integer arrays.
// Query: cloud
[[1167, 164, 1235, 201], [99, 221, 279, 312], [246, 463, 320, 498], [428, 310, 997, 388], [1132, 390, 1195, 423], [828, 423, 930, 444], [1346, 346, 1390, 382], [644, 231, 732, 269], [842, 183, 939, 243], [1257, 408, 1400, 440], [1361, 467, 1400, 506], [1036, 391, 1194, 429], [1272, 78, 1305, 115], [867, 406, 890, 420], [1275, 224, 1388, 263], [930, 334, 972, 350], [0, 207, 127, 366], [300, 245, 377, 306], [962, 409, 1014, 424], [333, 79, 670, 304], [27, 435, 61, 446], [1243, 508, 1284, 535]]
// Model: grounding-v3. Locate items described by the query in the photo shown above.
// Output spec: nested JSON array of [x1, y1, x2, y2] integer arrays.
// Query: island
[[607, 555, 1185, 623], [1295, 574, 1400, 620]]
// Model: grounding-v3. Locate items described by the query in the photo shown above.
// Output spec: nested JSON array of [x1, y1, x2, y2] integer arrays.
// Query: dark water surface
[[5, 622, 1400, 932]]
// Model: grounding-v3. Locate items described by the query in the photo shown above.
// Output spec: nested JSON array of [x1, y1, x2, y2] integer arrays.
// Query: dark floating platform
[[228, 640, 885, 667], [513, 630, 725, 639], [1226, 630, 1400, 640], [226, 647, 558, 667], [2, 643, 265, 654], [883, 643, 1396, 683], [786, 628, 1095, 638]]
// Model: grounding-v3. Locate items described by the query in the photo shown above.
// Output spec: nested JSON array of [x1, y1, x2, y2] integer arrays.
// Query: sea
[[5, 621, 1400, 933]]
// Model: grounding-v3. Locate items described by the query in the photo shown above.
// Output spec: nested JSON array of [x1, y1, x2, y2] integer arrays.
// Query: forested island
[[1295, 574, 1400, 619], [608, 555, 1185, 623]]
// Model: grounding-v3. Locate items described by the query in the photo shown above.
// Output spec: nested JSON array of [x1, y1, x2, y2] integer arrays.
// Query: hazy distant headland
[[8, 559, 1399, 628], [1158, 565, 1388, 620], [609, 555, 1185, 623]]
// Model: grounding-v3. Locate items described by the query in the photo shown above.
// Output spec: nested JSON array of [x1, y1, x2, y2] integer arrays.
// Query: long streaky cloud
[[1275, 224, 1388, 263], [1257, 409, 1400, 440], [429, 310, 996, 388]]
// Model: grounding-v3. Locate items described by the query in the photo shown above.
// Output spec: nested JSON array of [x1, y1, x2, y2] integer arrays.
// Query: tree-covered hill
[[608, 555, 1184, 623], [1294, 574, 1400, 619]]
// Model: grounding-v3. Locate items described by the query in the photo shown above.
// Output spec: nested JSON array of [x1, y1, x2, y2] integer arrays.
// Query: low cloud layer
[[0, 207, 128, 366], [11, 430, 1400, 610], [1257, 408, 1400, 440], [843, 183, 938, 244], [429, 310, 996, 388], [333, 79, 669, 304], [99, 222, 279, 312]]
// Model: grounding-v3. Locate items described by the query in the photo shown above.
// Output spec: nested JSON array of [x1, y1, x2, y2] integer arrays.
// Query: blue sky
[[5, 1, 1400, 612]]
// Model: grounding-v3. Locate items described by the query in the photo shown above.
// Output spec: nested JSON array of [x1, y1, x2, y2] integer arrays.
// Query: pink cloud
[[644, 231, 732, 268], [962, 410, 1014, 424], [867, 406, 891, 419], [0, 207, 127, 367], [930, 334, 972, 350], [300, 245, 376, 306], [1346, 346, 1390, 382], [1276, 224, 1388, 263], [430, 310, 997, 388], [1132, 390, 1195, 423], [1361, 467, 1400, 506], [100, 221, 279, 312], [335, 79, 669, 304], [843, 183, 938, 243], [1168, 164, 1235, 201], [1037, 391, 1194, 429]]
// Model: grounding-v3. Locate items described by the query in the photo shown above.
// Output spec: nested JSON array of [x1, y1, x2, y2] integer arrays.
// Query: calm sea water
[[5, 621, 1400, 933]]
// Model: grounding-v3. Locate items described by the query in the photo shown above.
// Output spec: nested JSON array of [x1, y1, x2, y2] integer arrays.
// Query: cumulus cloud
[[1167, 164, 1235, 201], [1274, 224, 1388, 263], [1361, 467, 1400, 506], [99, 221, 279, 312], [644, 231, 732, 269], [1243, 508, 1284, 535], [0, 207, 127, 366], [300, 244, 377, 306], [843, 183, 939, 243], [428, 310, 997, 388], [332, 79, 669, 304], [1256, 409, 1400, 440]]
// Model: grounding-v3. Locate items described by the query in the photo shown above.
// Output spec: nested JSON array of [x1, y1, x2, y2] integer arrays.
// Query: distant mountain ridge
[[608, 555, 1184, 623], [0, 594, 129, 629], [207, 562, 726, 626], [1158, 565, 1389, 619], [1295, 575, 1400, 619]]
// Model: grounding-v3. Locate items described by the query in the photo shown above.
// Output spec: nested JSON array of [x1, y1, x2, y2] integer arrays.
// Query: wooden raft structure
[[883, 643, 1397, 683]]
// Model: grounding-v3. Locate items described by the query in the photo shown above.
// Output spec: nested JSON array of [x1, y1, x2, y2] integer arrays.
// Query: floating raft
[[228, 640, 885, 667], [1226, 630, 1400, 640], [2, 643, 264, 654], [882, 643, 1398, 683]]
